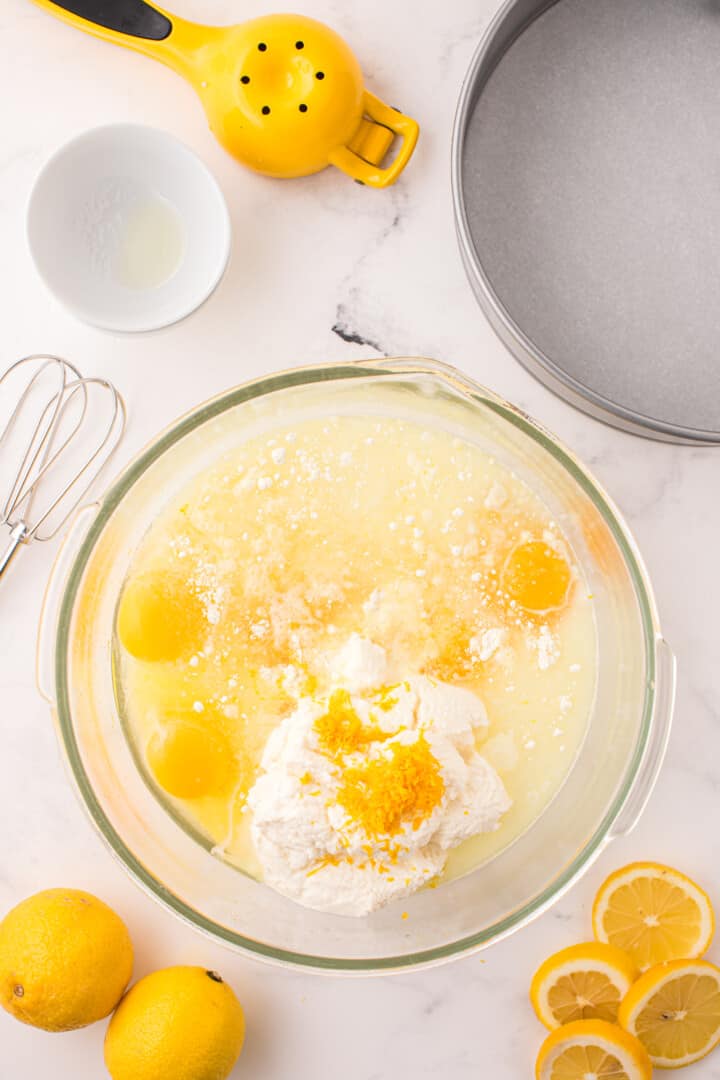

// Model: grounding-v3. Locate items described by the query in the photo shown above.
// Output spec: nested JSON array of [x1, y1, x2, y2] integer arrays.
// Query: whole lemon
[[0, 888, 133, 1032], [105, 966, 245, 1080]]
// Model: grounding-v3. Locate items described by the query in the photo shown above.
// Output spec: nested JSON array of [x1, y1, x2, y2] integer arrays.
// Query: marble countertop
[[1, 1, 719, 1076]]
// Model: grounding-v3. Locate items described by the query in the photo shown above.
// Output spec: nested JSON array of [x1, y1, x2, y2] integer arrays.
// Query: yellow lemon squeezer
[[33, 1, 420, 188]]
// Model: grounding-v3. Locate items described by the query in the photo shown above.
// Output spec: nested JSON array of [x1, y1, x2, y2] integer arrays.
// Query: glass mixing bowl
[[39, 358, 674, 973]]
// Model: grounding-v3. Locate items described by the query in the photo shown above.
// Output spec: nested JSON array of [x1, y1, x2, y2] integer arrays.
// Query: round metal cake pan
[[453, 0, 720, 444]]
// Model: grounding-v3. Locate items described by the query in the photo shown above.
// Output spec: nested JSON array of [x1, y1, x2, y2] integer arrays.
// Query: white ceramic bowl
[[27, 124, 232, 333]]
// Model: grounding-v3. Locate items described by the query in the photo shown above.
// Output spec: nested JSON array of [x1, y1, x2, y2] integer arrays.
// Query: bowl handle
[[609, 636, 676, 839], [36, 503, 99, 706]]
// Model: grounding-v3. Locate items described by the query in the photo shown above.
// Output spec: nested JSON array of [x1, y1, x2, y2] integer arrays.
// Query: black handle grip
[[46, 0, 172, 40]]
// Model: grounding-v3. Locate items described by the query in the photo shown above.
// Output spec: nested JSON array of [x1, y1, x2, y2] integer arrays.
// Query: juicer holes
[[258, 42, 267, 51], [299, 104, 308, 113], [316, 71, 325, 80], [262, 105, 271, 115], [241, 75, 250, 84], [295, 41, 305, 49]]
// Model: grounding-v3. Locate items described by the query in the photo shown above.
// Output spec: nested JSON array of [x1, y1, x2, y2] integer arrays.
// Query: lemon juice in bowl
[[114, 414, 597, 915]]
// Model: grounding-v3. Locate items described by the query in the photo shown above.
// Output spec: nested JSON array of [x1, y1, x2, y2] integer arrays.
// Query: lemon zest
[[305, 853, 355, 878], [314, 689, 388, 757], [336, 733, 444, 839], [372, 684, 401, 712]]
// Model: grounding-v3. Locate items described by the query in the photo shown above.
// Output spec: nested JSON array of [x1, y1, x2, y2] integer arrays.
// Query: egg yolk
[[117, 573, 205, 663], [502, 539, 572, 613], [146, 721, 235, 799]]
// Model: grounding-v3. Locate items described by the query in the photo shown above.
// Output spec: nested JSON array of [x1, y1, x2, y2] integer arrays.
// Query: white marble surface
[[1, 1, 719, 1077]]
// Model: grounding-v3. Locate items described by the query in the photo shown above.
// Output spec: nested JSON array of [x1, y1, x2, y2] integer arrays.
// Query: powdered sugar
[[530, 624, 560, 670], [469, 627, 507, 663], [484, 481, 507, 510]]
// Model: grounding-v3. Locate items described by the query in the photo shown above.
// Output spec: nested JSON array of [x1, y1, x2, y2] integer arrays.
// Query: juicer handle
[[608, 637, 676, 839], [36, 503, 99, 706], [329, 92, 420, 189], [30, 0, 208, 76]]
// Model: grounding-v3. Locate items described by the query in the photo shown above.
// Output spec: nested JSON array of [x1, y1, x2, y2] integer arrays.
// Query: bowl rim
[[52, 357, 664, 973]]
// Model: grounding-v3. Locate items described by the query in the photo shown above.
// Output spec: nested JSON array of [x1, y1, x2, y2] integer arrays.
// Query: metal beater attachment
[[0, 355, 126, 581]]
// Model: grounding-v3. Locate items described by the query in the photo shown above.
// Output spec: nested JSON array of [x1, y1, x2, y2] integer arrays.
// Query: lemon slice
[[593, 862, 714, 971], [531, 943, 638, 1029], [535, 1019, 652, 1080], [619, 959, 720, 1069]]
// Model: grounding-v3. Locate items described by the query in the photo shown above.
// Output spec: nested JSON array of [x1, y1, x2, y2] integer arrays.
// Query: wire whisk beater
[[0, 355, 126, 580]]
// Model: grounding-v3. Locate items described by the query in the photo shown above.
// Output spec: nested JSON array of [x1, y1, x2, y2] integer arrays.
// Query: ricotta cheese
[[247, 639, 511, 916]]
